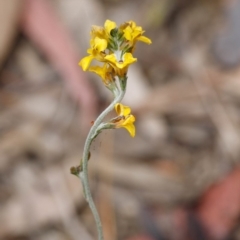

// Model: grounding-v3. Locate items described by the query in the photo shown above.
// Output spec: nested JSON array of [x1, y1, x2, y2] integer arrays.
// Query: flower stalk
[[71, 20, 151, 240]]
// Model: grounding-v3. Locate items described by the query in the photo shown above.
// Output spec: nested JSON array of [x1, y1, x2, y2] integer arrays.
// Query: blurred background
[[1, 0, 240, 239]]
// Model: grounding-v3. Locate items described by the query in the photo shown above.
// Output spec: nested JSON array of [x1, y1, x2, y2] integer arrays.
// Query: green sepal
[[122, 45, 133, 54], [119, 76, 127, 91], [110, 28, 118, 37], [117, 32, 124, 41], [108, 38, 118, 51]]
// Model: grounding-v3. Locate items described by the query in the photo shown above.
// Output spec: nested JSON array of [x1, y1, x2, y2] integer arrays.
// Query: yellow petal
[[93, 37, 108, 52], [123, 26, 133, 41], [137, 35, 152, 44], [120, 53, 137, 68], [122, 106, 131, 116], [87, 47, 93, 55], [115, 103, 131, 116], [122, 115, 135, 125], [105, 53, 137, 69], [123, 123, 135, 137], [91, 25, 105, 38], [79, 55, 94, 71], [104, 20, 117, 35], [135, 26, 143, 32], [115, 103, 122, 115], [89, 65, 106, 79], [121, 115, 136, 137], [128, 20, 137, 29], [104, 54, 117, 65]]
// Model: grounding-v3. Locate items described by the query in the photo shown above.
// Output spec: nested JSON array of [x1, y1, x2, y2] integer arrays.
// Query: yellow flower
[[91, 25, 106, 39], [88, 37, 108, 56], [89, 64, 116, 85], [79, 37, 107, 71], [79, 19, 151, 84], [79, 55, 95, 71], [104, 52, 137, 69], [112, 103, 135, 137], [89, 65, 107, 80], [91, 19, 117, 40], [79, 20, 117, 71], [121, 20, 152, 45], [104, 20, 117, 36]]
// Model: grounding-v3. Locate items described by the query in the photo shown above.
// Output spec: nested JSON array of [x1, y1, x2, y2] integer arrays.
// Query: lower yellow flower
[[105, 52, 137, 69], [112, 103, 136, 137]]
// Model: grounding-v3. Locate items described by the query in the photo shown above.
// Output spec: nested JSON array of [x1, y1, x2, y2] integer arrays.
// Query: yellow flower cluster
[[79, 20, 151, 137], [79, 20, 151, 89]]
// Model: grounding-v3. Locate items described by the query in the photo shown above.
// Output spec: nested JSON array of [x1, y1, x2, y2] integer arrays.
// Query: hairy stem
[[81, 87, 126, 240]]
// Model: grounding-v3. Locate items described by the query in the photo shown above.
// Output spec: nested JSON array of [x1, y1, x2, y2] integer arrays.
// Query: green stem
[[81, 87, 126, 240]]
